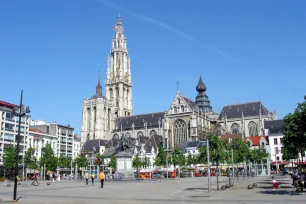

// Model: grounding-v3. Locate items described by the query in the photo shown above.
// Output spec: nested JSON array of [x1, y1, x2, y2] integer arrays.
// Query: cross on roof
[[176, 80, 180, 91]]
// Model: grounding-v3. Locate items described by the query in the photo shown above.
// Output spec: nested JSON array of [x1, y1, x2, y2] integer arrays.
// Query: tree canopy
[[283, 99, 306, 160], [24, 147, 37, 170], [58, 155, 72, 168], [74, 154, 89, 168], [108, 156, 116, 170], [40, 144, 58, 171], [3, 147, 17, 170], [154, 145, 167, 167], [132, 154, 142, 171]]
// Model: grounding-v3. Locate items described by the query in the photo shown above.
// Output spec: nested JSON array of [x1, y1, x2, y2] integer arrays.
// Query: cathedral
[[81, 16, 276, 150]]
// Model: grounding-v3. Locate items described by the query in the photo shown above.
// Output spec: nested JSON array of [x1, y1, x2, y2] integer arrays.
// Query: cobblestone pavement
[[0, 176, 305, 203]]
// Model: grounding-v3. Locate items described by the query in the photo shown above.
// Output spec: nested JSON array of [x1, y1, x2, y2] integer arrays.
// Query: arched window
[[231, 123, 239, 134], [116, 87, 119, 97], [216, 130, 221, 136], [87, 108, 91, 130], [137, 131, 143, 137], [125, 132, 131, 138], [149, 130, 157, 137], [109, 88, 113, 99], [113, 134, 119, 139], [181, 105, 184, 112], [177, 98, 181, 104], [248, 121, 258, 136], [174, 107, 177, 113], [173, 119, 188, 146]]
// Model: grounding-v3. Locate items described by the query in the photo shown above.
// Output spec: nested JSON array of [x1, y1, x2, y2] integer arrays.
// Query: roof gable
[[168, 92, 197, 115]]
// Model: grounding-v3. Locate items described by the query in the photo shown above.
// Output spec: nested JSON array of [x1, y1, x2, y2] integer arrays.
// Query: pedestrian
[[272, 176, 280, 190], [84, 172, 89, 185], [100, 170, 105, 188], [91, 174, 95, 185]]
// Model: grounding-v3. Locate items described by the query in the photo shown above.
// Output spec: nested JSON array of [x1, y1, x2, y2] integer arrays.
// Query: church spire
[[96, 77, 102, 95]]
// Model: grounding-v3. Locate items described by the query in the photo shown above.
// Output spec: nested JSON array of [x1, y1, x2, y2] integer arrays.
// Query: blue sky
[[0, 0, 305, 134]]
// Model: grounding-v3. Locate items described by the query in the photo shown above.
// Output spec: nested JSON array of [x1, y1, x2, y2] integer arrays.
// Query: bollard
[[47, 182, 51, 186]]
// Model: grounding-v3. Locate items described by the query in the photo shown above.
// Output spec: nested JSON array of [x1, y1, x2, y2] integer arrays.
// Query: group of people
[[84, 171, 105, 188], [290, 170, 306, 191]]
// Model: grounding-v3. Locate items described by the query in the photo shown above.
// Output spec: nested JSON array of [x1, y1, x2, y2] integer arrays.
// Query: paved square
[[1, 176, 305, 203]]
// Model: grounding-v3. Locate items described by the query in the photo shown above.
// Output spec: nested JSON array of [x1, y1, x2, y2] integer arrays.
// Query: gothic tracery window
[[181, 105, 184, 112], [137, 131, 143, 137], [149, 130, 157, 137], [173, 119, 188, 146], [248, 121, 258, 136], [231, 123, 239, 134], [113, 134, 119, 139], [125, 132, 131, 138]]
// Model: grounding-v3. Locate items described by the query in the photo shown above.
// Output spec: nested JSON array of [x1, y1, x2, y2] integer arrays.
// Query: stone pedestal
[[116, 152, 134, 180]]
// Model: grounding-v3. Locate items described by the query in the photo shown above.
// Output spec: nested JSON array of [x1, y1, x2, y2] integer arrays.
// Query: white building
[[264, 120, 285, 163], [31, 122, 81, 159], [0, 100, 31, 167]]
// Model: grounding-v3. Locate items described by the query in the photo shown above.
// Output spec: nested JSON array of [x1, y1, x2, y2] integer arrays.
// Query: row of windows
[[221, 121, 259, 136], [112, 130, 158, 139]]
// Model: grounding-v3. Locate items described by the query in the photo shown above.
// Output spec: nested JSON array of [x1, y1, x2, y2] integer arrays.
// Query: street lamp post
[[12, 90, 30, 201], [206, 136, 211, 192]]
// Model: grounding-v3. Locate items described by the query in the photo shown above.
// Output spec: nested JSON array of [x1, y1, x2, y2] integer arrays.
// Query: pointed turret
[[196, 76, 207, 93], [195, 76, 212, 112]]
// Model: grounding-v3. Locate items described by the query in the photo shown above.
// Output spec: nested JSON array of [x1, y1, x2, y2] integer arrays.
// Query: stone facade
[[217, 102, 276, 138], [81, 16, 132, 141]]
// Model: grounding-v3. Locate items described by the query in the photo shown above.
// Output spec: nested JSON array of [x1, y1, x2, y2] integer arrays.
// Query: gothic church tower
[[106, 15, 133, 117]]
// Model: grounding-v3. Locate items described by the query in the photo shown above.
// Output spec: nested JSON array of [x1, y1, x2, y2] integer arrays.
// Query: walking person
[[84, 172, 89, 185], [91, 174, 95, 185], [100, 170, 105, 188]]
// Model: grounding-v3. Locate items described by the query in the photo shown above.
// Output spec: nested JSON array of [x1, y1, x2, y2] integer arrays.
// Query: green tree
[[24, 147, 37, 176], [58, 155, 72, 168], [154, 145, 167, 167], [95, 154, 104, 165], [141, 156, 150, 169], [108, 156, 116, 170], [283, 98, 306, 166], [75, 154, 89, 169], [132, 154, 142, 177], [40, 144, 58, 171], [3, 147, 17, 179], [186, 152, 195, 166]]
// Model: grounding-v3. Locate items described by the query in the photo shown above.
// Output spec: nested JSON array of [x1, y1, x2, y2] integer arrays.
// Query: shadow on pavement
[[257, 190, 305, 196]]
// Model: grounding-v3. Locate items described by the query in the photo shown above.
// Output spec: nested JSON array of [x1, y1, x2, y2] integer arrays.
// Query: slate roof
[[182, 96, 198, 111], [115, 112, 164, 130], [143, 135, 163, 153], [90, 93, 107, 100], [218, 101, 269, 120], [177, 141, 206, 152], [83, 139, 109, 151], [105, 138, 120, 148], [264, 119, 284, 134]]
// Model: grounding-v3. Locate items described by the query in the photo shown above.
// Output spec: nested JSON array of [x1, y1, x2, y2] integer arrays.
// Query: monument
[[116, 134, 134, 180]]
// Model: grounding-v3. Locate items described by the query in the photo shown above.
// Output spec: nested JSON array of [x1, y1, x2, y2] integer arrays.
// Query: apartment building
[[0, 101, 30, 165]]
